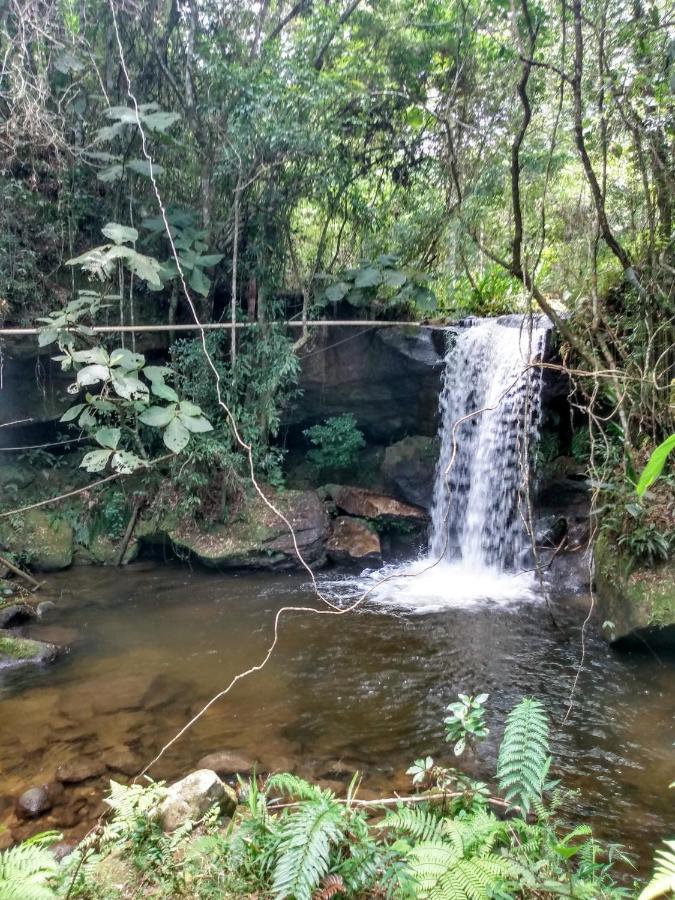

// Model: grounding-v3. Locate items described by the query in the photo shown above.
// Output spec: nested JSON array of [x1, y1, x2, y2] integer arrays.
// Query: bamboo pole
[[0, 321, 439, 336]]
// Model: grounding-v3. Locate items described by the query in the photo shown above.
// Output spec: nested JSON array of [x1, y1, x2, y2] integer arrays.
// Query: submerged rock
[[55, 758, 107, 784], [326, 517, 381, 565], [382, 435, 440, 509], [196, 750, 258, 778], [594, 536, 675, 644], [325, 485, 427, 524], [0, 601, 36, 628], [158, 769, 237, 832], [0, 634, 58, 669]]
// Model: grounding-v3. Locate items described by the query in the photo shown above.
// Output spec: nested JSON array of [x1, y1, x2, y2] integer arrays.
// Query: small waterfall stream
[[429, 315, 550, 571]]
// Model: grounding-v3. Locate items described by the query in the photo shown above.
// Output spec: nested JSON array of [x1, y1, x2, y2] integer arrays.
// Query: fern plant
[[0, 832, 60, 900], [640, 840, 675, 899], [497, 696, 551, 815]]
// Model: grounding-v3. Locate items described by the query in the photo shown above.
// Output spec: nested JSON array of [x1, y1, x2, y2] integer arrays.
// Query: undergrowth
[[0, 695, 657, 899]]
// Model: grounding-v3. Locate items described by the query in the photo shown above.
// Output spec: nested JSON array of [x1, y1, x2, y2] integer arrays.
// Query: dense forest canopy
[[0, 0, 672, 502]]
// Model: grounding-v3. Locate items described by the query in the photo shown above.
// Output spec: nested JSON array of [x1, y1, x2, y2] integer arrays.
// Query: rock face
[[0, 509, 73, 571], [287, 325, 447, 441], [594, 536, 675, 644], [325, 485, 427, 524], [140, 490, 328, 570], [382, 435, 440, 509], [158, 769, 237, 832], [327, 517, 382, 565]]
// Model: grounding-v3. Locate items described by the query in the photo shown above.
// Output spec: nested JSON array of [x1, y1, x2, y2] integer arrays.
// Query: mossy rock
[[73, 534, 139, 566], [594, 534, 675, 644], [139, 489, 328, 570], [0, 510, 73, 572], [0, 634, 58, 669]]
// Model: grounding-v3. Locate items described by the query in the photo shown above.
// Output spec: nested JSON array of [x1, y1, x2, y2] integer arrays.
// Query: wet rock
[[73, 534, 140, 567], [104, 748, 143, 777], [158, 769, 237, 832], [196, 751, 257, 778], [0, 509, 73, 572], [92, 676, 148, 714], [142, 674, 191, 712], [0, 634, 58, 669], [36, 600, 57, 618], [55, 758, 107, 784], [16, 786, 53, 819], [326, 517, 381, 565], [535, 515, 567, 548], [141, 489, 329, 571], [382, 435, 440, 509], [325, 485, 427, 524], [594, 536, 675, 644], [0, 602, 36, 628]]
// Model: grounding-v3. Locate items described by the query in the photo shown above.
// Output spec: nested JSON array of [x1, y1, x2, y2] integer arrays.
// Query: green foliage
[[0, 832, 60, 900], [497, 697, 551, 816], [442, 267, 523, 318], [443, 693, 489, 756], [640, 839, 675, 899], [317, 255, 437, 315], [303, 414, 366, 472], [636, 435, 675, 498]]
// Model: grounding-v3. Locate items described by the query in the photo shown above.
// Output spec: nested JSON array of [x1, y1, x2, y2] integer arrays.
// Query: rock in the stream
[[0, 509, 73, 572], [382, 435, 440, 509], [196, 751, 257, 778], [140, 489, 328, 570], [326, 517, 381, 565], [104, 747, 143, 777], [55, 758, 107, 784], [0, 602, 36, 628], [325, 485, 427, 524], [15, 786, 53, 819], [0, 634, 58, 669], [159, 769, 237, 832], [36, 600, 57, 618], [52, 842, 76, 861]]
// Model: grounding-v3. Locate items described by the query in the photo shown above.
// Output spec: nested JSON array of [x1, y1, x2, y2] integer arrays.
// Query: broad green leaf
[[126, 159, 165, 178], [636, 434, 675, 496], [195, 254, 224, 267], [109, 348, 145, 369], [143, 365, 174, 382], [139, 404, 176, 427], [163, 417, 190, 453], [76, 364, 109, 386], [143, 111, 181, 132], [354, 267, 382, 288], [382, 269, 407, 288], [79, 408, 97, 428], [178, 413, 213, 433], [151, 381, 179, 402], [38, 328, 58, 347], [102, 222, 138, 245], [179, 400, 202, 416], [189, 265, 211, 296], [324, 281, 350, 303], [72, 347, 109, 365], [111, 451, 144, 474], [107, 106, 140, 123], [111, 371, 149, 401], [80, 449, 112, 472], [60, 404, 85, 423], [95, 427, 121, 450]]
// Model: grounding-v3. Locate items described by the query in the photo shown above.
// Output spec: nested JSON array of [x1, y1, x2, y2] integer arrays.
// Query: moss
[[0, 509, 73, 571], [0, 635, 41, 661]]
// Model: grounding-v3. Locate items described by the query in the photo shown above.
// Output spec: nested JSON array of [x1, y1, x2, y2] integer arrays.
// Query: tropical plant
[[636, 435, 675, 498], [303, 414, 366, 472], [443, 692, 489, 756], [317, 255, 437, 316], [497, 697, 551, 816], [0, 832, 60, 900]]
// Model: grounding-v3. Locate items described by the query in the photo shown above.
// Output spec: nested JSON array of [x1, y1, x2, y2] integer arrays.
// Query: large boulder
[[0, 634, 58, 669], [382, 435, 440, 509], [140, 489, 328, 570], [158, 769, 237, 832], [326, 517, 382, 566], [0, 509, 73, 571], [286, 325, 447, 441], [324, 485, 427, 524], [594, 536, 675, 644]]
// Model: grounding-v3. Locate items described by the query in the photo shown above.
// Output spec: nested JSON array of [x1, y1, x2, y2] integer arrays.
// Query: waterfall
[[429, 315, 550, 572]]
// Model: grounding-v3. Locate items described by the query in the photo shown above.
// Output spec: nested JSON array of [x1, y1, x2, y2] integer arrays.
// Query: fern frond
[[434, 855, 516, 900], [313, 872, 345, 899], [406, 839, 462, 897], [441, 809, 506, 857], [0, 835, 59, 900], [266, 772, 327, 802], [497, 697, 550, 815], [639, 839, 675, 900], [271, 797, 346, 900], [381, 806, 444, 842]]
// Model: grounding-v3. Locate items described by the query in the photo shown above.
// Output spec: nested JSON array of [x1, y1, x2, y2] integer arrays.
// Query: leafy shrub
[[303, 414, 366, 471]]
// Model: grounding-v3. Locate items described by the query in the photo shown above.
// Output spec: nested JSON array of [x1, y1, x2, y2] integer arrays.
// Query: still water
[[0, 562, 672, 873]]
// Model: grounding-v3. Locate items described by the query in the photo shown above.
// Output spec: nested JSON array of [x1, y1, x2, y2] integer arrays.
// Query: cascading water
[[330, 314, 552, 611], [429, 315, 550, 572]]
